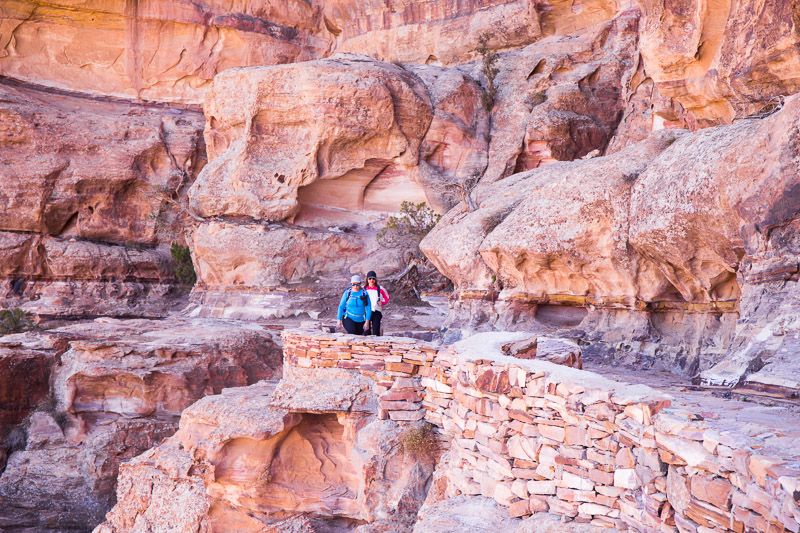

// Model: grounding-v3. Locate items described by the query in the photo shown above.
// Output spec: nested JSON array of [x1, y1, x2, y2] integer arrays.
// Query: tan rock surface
[[637, 0, 800, 125], [327, 0, 541, 66], [480, 11, 641, 184], [481, 131, 682, 301], [98, 377, 436, 532], [0, 79, 205, 316], [326, 0, 636, 66], [192, 221, 365, 290], [0, 80, 203, 242], [190, 54, 434, 221], [0, 317, 282, 532], [0, 0, 328, 104], [424, 95, 800, 374]]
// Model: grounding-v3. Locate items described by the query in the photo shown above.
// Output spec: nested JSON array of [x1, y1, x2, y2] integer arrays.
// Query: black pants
[[343, 317, 365, 335], [364, 311, 382, 336]]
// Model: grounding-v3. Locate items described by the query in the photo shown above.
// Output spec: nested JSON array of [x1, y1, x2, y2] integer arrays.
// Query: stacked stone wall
[[282, 330, 800, 533]]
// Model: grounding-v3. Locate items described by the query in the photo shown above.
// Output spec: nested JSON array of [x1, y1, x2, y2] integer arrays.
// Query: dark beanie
[[367, 270, 377, 279]]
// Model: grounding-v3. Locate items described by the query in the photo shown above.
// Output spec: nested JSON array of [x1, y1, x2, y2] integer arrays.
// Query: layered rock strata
[[0, 0, 329, 103], [0, 79, 206, 317], [423, 94, 800, 377], [0, 317, 282, 532]]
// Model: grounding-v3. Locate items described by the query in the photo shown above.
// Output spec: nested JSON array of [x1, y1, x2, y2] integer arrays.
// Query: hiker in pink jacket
[[364, 270, 389, 336]]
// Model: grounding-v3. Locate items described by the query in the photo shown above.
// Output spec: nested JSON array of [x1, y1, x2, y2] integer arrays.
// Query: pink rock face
[[637, 0, 800, 126], [0, 79, 205, 316], [0, 317, 282, 532], [407, 64, 491, 212], [423, 95, 800, 374], [192, 221, 366, 289], [481, 11, 641, 184], [0, 0, 328, 104], [325, 0, 633, 66], [190, 55, 434, 221], [326, 0, 541, 65], [480, 131, 682, 301], [0, 81, 204, 243], [97, 378, 436, 532]]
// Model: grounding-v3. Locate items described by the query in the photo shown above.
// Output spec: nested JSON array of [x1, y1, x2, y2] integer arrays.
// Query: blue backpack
[[345, 287, 370, 307]]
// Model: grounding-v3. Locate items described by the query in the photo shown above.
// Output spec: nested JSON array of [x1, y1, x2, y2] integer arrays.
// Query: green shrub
[[376, 201, 441, 257], [476, 33, 499, 111], [0, 308, 37, 336], [170, 243, 197, 286]]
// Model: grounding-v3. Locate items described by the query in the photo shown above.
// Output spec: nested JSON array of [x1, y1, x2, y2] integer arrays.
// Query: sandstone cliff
[[1, 0, 800, 531], [0, 79, 206, 317], [0, 317, 282, 531]]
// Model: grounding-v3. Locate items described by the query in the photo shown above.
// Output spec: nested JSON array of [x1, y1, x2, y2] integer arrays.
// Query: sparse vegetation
[[524, 91, 547, 109], [440, 170, 480, 212], [170, 243, 197, 286], [400, 423, 442, 460], [257, 466, 272, 486], [0, 308, 37, 336], [622, 171, 641, 183], [476, 33, 500, 111], [376, 202, 447, 302], [377, 201, 441, 259]]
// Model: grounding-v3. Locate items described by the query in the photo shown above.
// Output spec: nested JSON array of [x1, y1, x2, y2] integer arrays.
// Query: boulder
[[189, 55, 434, 221], [191, 221, 365, 290], [0, 317, 282, 532], [637, 0, 800, 126], [97, 378, 436, 532]]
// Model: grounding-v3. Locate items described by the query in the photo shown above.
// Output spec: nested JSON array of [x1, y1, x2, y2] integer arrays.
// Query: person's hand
[[338, 320, 342, 330], [365, 321, 370, 330]]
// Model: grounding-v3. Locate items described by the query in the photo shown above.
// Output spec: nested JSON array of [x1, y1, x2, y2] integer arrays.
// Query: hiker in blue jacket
[[337, 275, 372, 335]]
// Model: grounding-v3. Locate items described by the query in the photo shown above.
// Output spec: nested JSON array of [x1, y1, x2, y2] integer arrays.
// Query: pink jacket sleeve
[[379, 287, 390, 306]]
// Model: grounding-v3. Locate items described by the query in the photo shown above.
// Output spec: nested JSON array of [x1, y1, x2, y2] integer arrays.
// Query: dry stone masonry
[[282, 330, 800, 532]]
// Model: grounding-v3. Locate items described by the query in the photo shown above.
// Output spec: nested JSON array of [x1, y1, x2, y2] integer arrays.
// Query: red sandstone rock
[[190, 55, 434, 221], [0, 331, 70, 469], [97, 379, 435, 532], [0, 317, 281, 532], [191, 221, 365, 290], [637, 0, 800, 126], [0, 79, 205, 316], [480, 12, 641, 184], [424, 93, 800, 374], [0, 0, 327, 104]]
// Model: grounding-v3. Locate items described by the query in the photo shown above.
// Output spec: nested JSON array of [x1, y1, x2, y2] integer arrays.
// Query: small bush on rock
[[477, 32, 500, 111], [400, 423, 442, 460], [0, 308, 37, 336], [170, 243, 197, 286], [377, 201, 441, 257]]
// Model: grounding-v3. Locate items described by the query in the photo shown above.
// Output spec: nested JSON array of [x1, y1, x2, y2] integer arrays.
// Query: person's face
[[367, 278, 377, 287], [352, 282, 361, 290]]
